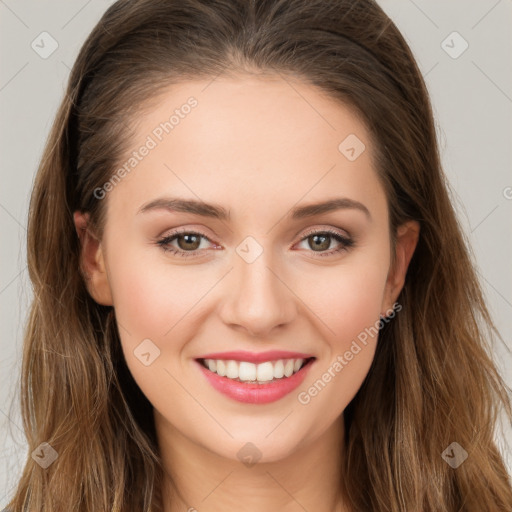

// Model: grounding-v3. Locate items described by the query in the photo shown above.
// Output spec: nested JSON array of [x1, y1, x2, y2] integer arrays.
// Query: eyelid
[[156, 224, 354, 259], [158, 225, 351, 246], [298, 225, 351, 240], [157, 225, 218, 245]]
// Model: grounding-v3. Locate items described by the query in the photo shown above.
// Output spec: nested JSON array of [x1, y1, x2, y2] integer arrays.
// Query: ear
[[381, 220, 420, 315], [73, 211, 113, 306]]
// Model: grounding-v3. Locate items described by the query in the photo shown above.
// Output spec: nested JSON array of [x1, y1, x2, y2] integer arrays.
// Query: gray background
[[1, 0, 511, 504]]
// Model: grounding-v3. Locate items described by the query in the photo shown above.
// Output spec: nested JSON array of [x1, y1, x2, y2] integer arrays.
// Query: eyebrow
[[137, 197, 371, 220]]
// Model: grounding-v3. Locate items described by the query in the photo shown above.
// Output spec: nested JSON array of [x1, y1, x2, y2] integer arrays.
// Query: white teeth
[[284, 359, 294, 377], [216, 360, 226, 377], [226, 360, 238, 379], [239, 361, 256, 381], [274, 360, 284, 378], [202, 357, 309, 383], [256, 362, 274, 382]]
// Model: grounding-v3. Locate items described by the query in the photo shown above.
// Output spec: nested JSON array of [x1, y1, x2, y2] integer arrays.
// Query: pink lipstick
[[194, 351, 315, 404]]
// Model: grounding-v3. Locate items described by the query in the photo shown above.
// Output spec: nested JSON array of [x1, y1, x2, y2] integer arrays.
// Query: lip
[[195, 350, 314, 364], [195, 357, 315, 404]]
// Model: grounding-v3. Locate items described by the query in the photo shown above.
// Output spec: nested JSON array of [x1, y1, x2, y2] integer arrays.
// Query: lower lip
[[196, 359, 315, 404]]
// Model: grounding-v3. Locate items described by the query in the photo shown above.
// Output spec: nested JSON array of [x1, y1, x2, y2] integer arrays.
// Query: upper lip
[[196, 350, 315, 364]]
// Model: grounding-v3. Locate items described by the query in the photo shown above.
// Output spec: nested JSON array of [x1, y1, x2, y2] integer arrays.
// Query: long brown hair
[[5, 0, 512, 510]]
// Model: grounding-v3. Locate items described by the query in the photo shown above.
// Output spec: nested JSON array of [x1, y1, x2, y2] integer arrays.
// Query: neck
[[155, 412, 351, 512]]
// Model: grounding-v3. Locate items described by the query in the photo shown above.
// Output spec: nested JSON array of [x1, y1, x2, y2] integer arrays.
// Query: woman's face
[[76, 74, 417, 463]]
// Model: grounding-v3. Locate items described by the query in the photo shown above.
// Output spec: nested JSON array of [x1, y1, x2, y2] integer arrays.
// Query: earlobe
[[381, 220, 420, 315], [73, 211, 113, 306]]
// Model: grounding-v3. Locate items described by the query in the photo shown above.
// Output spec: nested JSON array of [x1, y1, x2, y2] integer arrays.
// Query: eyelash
[[156, 227, 354, 259]]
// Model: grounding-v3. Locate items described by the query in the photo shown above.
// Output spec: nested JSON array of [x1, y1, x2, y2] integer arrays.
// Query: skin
[[74, 73, 419, 512]]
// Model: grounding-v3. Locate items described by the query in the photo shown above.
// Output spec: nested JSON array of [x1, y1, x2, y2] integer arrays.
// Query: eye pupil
[[178, 234, 201, 250], [310, 234, 330, 251]]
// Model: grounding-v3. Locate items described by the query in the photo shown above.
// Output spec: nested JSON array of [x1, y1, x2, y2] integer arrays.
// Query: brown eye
[[296, 229, 354, 257], [176, 233, 202, 251], [157, 230, 214, 258], [307, 233, 332, 251]]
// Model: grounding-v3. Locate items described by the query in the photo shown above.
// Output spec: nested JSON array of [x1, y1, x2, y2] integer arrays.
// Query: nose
[[218, 248, 296, 338]]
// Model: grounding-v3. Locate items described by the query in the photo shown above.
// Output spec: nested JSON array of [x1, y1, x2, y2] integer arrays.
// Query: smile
[[195, 355, 316, 404], [199, 357, 311, 383]]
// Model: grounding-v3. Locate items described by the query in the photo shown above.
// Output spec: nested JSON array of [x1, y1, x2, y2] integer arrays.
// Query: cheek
[[298, 257, 389, 349], [105, 252, 208, 411], [292, 257, 388, 427], [106, 247, 210, 342]]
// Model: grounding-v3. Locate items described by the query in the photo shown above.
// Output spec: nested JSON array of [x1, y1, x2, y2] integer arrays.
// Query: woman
[[4, 0, 512, 510]]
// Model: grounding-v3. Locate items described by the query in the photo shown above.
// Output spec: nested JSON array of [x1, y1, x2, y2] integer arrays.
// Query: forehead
[[105, 74, 387, 225]]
